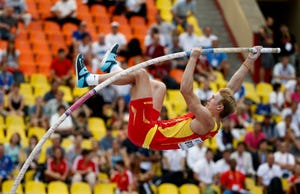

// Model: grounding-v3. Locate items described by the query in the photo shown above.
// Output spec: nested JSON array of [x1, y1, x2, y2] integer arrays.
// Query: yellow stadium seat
[[70, 182, 91, 194], [20, 83, 33, 95], [156, 0, 172, 10], [151, 184, 157, 194], [281, 178, 289, 191], [179, 184, 200, 194], [0, 115, 5, 129], [62, 138, 73, 150], [243, 82, 260, 103], [25, 181, 46, 194], [2, 180, 23, 194], [211, 185, 221, 194], [158, 183, 178, 194], [166, 90, 187, 116], [256, 82, 273, 104], [38, 149, 46, 164], [204, 137, 218, 152], [30, 73, 49, 88], [82, 139, 92, 149], [88, 117, 107, 140], [34, 85, 50, 98], [98, 172, 109, 182], [245, 177, 255, 189], [59, 85, 74, 103], [249, 186, 263, 194], [48, 181, 69, 194], [24, 169, 36, 182], [73, 87, 89, 98], [94, 183, 115, 194], [187, 15, 203, 36], [160, 9, 172, 22], [28, 127, 46, 140], [6, 115, 25, 128]]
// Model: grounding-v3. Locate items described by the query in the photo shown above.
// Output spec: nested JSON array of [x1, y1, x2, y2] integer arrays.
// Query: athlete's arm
[[226, 46, 262, 93], [180, 48, 215, 135]]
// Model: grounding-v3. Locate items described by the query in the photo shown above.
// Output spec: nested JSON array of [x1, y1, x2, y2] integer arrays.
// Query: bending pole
[[9, 47, 280, 194]]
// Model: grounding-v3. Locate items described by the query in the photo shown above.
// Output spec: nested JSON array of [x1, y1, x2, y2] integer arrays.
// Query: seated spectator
[[229, 103, 249, 130], [112, 96, 129, 130], [168, 35, 187, 70], [90, 138, 107, 172], [161, 149, 186, 187], [272, 55, 296, 84], [257, 153, 284, 194], [50, 48, 73, 88], [66, 134, 83, 166], [252, 139, 269, 171], [261, 114, 278, 146], [276, 111, 300, 138], [45, 90, 69, 119], [74, 33, 93, 68], [106, 139, 129, 169], [0, 6, 18, 40], [0, 143, 14, 184], [28, 96, 48, 129], [72, 21, 90, 44], [5, 132, 21, 166], [171, 0, 196, 30], [2, 40, 24, 84], [204, 38, 230, 78], [178, 23, 200, 51], [105, 21, 127, 50], [144, 26, 166, 48], [46, 133, 65, 159], [194, 78, 213, 105], [187, 143, 207, 170], [269, 82, 285, 115], [216, 117, 234, 152], [46, 0, 81, 27], [274, 141, 295, 178], [289, 164, 300, 194], [193, 149, 217, 192], [22, 135, 40, 172], [99, 127, 114, 151], [220, 159, 247, 194], [7, 83, 24, 116], [0, 87, 6, 116], [72, 111, 92, 139], [110, 160, 136, 194], [43, 81, 59, 103], [44, 147, 69, 182], [0, 61, 14, 93], [50, 105, 74, 138], [199, 25, 218, 48], [244, 121, 266, 153], [125, 0, 147, 22], [215, 149, 231, 175], [230, 142, 255, 176], [287, 129, 300, 163], [71, 149, 98, 189], [91, 33, 109, 73], [5, 0, 31, 27]]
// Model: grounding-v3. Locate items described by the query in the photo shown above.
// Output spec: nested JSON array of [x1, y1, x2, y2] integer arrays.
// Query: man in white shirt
[[193, 149, 217, 187], [272, 55, 296, 84], [50, 104, 74, 138], [274, 141, 295, 178], [91, 33, 109, 73], [215, 149, 231, 174], [275, 111, 300, 138], [198, 25, 218, 48], [257, 153, 282, 190], [187, 142, 207, 169], [178, 23, 201, 51], [105, 21, 127, 50]]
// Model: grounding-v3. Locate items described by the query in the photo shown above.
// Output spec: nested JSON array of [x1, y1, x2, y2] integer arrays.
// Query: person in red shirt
[[44, 147, 69, 182], [50, 48, 73, 88], [220, 159, 248, 194], [289, 164, 300, 194], [110, 160, 135, 194], [71, 149, 98, 189]]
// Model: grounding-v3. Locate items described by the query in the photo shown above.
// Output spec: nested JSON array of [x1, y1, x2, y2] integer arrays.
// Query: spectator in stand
[[99, 127, 114, 151], [145, 33, 169, 78], [90, 138, 107, 172], [151, 13, 175, 48], [178, 23, 200, 51], [74, 33, 93, 68], [199, 25, 218, 48], [194, 78, 213, 105], [252, 139, 269, 171], [187, 143, 207, 171], [261, 114, 278, 146], [272, 55, 296, 84], [91, 33, 109, 73], [50, 48, 73, 88], [66, 134, 83, 166], [125, 0, 147, 22], [46, 133, 65, 159], [46, 0, 81, 27], [5, 132, 21, 166], [0, 6, 18, 40], [136, 148, 160, 182], [269, 82, 285, 116], [0, 87, 6, 116], [230, 142, 255, 176], [72, 149, 98, 189], [274, 141, 295, 178], [285, 128, 300, 163], [28, 96, 48, 129], [171, 0, 196, 30], [220, 159, 247, 194], [289, 83, 300, 103], [215, 149, 231, 175], [0, 60, 14, 93], [0, 143, 14, 185], [161, 149, 186, 186], [144, 26, 166, 48], [289, 164, 300, 194], [216, 117, 234, 152], [2, 40, 25, 84], [50, 104, 74, 138], [112, 96, 129, 130], [204, 38, 230, 78], [275, 24, 298, 65], [192, 149, 217, 192], [7, 83, 24, 116], [275, 110, 300, 138], [110, 160, 136, 194], [72, 111, 92, 139], [258, 16, 275, 83], [106, 139, 129, 169], [168, 35, 187, 70], [257, 153, 284, 194], [283, 102, 300, 130], [43, 81, 59, 103], [45, 90, 69, 118], [22, 135, 40, 172], [5, 0, 31, 27], [244, 121, 266, 153], [72, 21, 91, 44], [105, 21, 127, 50], [229, 103, 249, 130], [44, 147, 69, 182]]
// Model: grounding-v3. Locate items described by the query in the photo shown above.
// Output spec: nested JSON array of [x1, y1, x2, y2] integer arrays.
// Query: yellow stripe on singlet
[[142, 125, 158, 149]]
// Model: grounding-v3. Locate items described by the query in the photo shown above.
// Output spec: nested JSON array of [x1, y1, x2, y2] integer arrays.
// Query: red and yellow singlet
[[128, 97, 221, 150]]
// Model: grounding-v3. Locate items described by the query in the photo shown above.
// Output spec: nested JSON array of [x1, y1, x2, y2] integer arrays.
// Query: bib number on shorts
[[178, 138, 203, 150]]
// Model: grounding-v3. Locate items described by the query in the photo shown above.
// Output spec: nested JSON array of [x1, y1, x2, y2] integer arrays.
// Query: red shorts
[[127, 97, 160, 147]]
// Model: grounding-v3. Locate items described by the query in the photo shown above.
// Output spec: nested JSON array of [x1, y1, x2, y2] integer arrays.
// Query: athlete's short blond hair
[[218, 88, 237, 119]]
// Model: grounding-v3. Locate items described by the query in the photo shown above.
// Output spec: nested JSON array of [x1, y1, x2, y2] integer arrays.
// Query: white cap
[[111, 21, 119, 27]]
